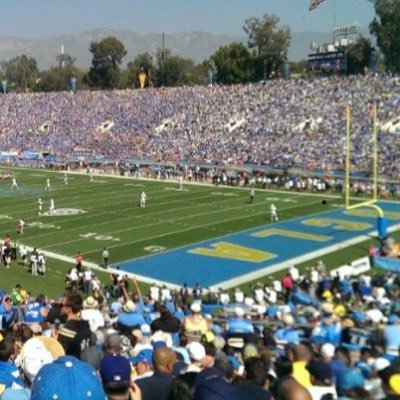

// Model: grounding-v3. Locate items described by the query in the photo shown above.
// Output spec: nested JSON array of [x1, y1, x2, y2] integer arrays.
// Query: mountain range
[[0, 28, 371, 70]]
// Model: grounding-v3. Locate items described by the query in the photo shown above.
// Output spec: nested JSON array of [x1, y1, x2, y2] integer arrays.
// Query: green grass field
[[0, 167, 398, 299]]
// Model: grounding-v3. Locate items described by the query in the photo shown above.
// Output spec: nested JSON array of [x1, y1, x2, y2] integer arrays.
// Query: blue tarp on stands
[[22, 151, 42, 160], [375, 256, 400, 272]]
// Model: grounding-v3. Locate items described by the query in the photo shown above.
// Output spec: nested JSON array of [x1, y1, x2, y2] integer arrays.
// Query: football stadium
[[0, 1, 399, 399]]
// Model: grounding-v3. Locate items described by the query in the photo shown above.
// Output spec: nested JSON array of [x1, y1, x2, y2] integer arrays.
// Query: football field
[[1, 168, 399, 290]]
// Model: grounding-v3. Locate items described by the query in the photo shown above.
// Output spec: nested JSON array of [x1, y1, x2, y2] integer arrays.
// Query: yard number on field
[[80, 232, 120, 241]]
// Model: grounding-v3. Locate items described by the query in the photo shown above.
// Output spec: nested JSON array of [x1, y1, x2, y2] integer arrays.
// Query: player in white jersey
[[49, 199, 55, 215], [140, 191, 147, 208], [270, 203, 279, 222], [90, 170, 94, 182], [249, 188, 255, 203], [64, 172, 68, 185], [45, 178, 51, 192], [37, 198, 43, 216], [178, 175, 184, 190], [18, 219, 26, 235], [11, 178, 19, 190]]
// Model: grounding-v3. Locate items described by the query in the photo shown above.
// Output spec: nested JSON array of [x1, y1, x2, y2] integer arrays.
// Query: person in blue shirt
[[22, 294, 48, 324], [116, 300, 146, 331], [0, 335, 24, 391], [383, 314, 400, 357]]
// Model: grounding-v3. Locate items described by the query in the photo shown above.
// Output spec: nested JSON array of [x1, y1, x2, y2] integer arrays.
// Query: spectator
[[0, 335, 25, 391], [81, 295, 105, 332], [100, 354, 135, 399], [55, 292, 93, 358], [237, 356, 272, 400], [291, 344, 312, 388], [116, 300, 146, 332], [136, 347, 177, 400], [183, 303, 208, 342], [131, 349, 154, 381], [306, 359, 337, 400], [151, 305, 181, 334], [336, 368, 365, 398]]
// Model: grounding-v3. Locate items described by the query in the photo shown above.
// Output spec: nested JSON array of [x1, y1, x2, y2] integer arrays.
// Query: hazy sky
[[1, 0, 375, 38]]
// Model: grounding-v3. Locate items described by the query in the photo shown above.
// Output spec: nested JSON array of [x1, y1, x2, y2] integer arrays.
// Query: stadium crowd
[[0, 258, 399, 399], [0, 74, 399, 399], [0, 74, 399, 178]]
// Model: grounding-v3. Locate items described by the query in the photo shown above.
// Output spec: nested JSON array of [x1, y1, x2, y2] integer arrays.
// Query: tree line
[[1, 1, 399, 92]]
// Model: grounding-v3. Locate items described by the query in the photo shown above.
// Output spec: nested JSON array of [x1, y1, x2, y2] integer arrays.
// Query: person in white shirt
[[310, 267, 319, 284], [140, 191, 147, 208], [11, 178, 19, 190], [101, 247, 109, 268], [161, 285, 171, 302], [37, 198, 43, 216], [150, 283, 160, 302], [249, 188, 255, 203], [67, 266, 79, 290], [81, 296, 105, 332], [272, 278, 282, 293], [37, 253, 46, 275], [31, 252, 38, 276], [253, 283, 265, 304], [18, 219, 26, 235], [219, 289, 230, 305], [178, 175, 183, 190], [234, 287, 244, 303], [45, 178, 51, 192], [64, 172, 68, 185], [289, 265, 300, 282], [49, 199, 55, 215], [265, 287, 278, 304], [19, 246, 28, 266], [270, 203, 279, 222]]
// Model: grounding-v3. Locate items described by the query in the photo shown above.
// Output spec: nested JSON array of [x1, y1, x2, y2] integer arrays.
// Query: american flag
[[309, 0, 326, 11]]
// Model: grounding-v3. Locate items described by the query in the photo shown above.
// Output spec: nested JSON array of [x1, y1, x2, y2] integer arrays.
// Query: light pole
[[154, 33, 170, 87]]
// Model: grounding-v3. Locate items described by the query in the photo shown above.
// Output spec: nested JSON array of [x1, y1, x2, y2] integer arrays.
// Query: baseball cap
[[129, 349, 153, 366], [100, 354, 131, 388], [191, 302, 201, 313], [321, 343, 335, 358], [141, 324, 151, 336], [186, 342, 206, 362], [20, 337, 65, 383], [336, 367, 365, 391], [30, 355, 106, 400]]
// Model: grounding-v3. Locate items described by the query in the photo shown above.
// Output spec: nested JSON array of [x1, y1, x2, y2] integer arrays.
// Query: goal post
[[344, 104, 387, 239]]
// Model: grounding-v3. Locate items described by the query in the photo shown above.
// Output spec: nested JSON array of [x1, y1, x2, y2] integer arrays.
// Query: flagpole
[[333, 0, 337, 43]]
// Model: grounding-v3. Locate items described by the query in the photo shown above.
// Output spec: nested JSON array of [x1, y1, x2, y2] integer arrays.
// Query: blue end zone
[[117, 202, 400, 287]]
